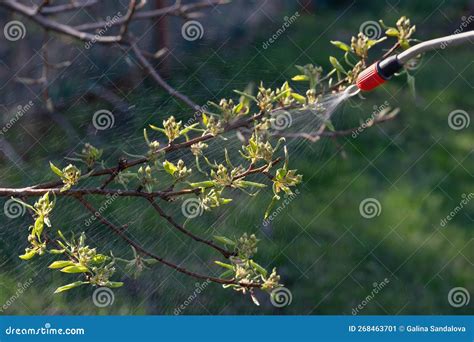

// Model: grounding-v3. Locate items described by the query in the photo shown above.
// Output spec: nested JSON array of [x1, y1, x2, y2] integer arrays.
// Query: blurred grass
[[0, 2, 473, 315]]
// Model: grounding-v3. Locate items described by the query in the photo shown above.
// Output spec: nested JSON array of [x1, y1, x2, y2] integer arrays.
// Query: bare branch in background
[[0, 0, 213, 111]]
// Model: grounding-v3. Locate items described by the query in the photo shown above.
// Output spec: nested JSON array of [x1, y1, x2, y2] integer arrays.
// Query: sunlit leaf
[[54, 281, 89, 294], [48, 260, 75, 269], [330, 40, 351, 52], [60, 265, 89, 273]]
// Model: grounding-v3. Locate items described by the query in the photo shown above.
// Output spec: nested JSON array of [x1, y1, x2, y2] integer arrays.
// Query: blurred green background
[[0, 0, 473, 315]]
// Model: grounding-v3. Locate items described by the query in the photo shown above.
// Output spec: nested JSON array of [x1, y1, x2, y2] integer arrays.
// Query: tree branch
[[130, 41, 200, 111], [147, 198, 233, 258], [76, 195, 259, 288]]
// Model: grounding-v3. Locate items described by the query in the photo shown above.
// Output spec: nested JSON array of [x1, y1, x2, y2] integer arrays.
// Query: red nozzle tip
[[356, 63, 386, 91]]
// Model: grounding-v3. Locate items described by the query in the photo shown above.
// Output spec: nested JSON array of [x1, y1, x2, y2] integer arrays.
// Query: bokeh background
[[0, 0, 473, 315]]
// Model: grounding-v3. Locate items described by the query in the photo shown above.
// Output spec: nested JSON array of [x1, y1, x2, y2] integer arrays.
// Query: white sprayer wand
[[356, 31, 474, 91]]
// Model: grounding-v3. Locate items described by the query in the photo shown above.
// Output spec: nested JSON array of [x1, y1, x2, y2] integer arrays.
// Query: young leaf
[[291, 93, 306, 104], [190, 181, 216, 188], [163, 160, 177, 176], [214, 261, 234, 270], [49, 249, 66, 255], [49, 162, 63, 177], [329, 56, 346, 74], [264, 196, 278, 219], [60, 265, 89, 273], [219, 269, 234, 279], [385, 28, 400, 37], [291, 75, 309, 82], [48, 260, 75, 269], [180, 123, 199, 135], [19, 250, 37, 261], [33, 216, 45, 239], [213, 236, 236, 246], [106, 281, 124, 288], [250, 260, 268, 277], [367, 37, 387, 48], [54, 281, 89, 294], [149, 124, 166, 134], [330, 40, 351, 52], [238, 181, 267, 188], [233, 89, 257, 102]]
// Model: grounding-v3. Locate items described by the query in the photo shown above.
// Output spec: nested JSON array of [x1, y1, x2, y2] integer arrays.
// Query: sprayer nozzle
[[356, 63, 386, 91], [356, 55, 403, 92]]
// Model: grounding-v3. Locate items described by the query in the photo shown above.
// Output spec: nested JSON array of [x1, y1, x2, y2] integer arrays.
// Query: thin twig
[[130, 41, 200, 111], [147, 198, 233, 258], [119, 0, 138, 38], [76, 195, 260, 287]]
